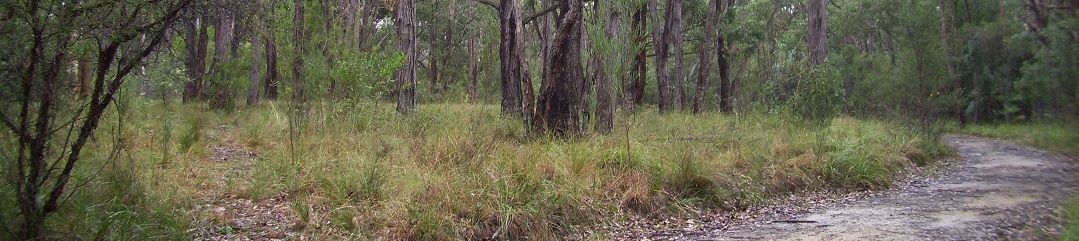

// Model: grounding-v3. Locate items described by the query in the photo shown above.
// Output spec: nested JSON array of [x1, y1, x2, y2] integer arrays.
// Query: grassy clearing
[[958, 123, 1079, 156], [1, 100, 951, 240]]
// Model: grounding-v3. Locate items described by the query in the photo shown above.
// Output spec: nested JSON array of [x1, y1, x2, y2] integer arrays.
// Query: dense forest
[[1, 0, 1077, 239]]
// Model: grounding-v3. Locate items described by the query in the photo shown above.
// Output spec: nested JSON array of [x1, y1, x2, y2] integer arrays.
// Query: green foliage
[[1019, 15, 1079, 120], [790, 65, 843, 122], [331, 50, 405, 100]]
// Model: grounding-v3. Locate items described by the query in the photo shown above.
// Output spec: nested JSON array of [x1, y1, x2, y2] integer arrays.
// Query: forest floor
[[615, 134, 1079, 240], [189, 125, 300, 241]]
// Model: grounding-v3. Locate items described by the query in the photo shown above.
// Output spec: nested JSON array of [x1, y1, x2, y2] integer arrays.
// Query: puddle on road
[[971, 153, 1046, 169], [931, 210, 994, 228]]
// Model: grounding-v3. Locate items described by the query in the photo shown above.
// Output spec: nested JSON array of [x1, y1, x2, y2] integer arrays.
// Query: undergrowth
[[0, 100, 951, 240]]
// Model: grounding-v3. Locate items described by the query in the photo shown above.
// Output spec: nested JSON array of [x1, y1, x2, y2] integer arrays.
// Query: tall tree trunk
[[264, 34, 279, 100], [534, 0, 584, 136], [717, 34, 732, 112], [498, 0, 524, 117], [293, 0, 306, 104], [693, 0, 717, 114], [468, 36, 480, 103], [209, 9, 235, 109], [429, 30, 440, 93], [211, 12, 235, 75], [625, 7, 647, 110], [807, 0, 827, 67], [442, 2, 456, 93], [247, 36, 262, 106], [182, 18, 199, 102], [716, 0, 733, 112], [183, 17, 209, 102], [594, 4, 620, 133], [396, 0, 418, 115], [667, 0, 685, 108], [650, 0, 672, 112]]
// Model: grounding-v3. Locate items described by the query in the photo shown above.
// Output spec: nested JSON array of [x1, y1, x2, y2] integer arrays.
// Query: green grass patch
[[2, 100, 952, 240], [959, 123, 1079, 156]]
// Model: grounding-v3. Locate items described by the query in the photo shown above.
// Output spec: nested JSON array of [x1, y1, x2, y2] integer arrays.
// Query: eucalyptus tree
[[395, 0, 418, 115], [0, 0, 196, 238], [533, 0, 585, 136]]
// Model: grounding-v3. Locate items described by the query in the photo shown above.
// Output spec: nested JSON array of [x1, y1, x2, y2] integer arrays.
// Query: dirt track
[[682, 135, 1079, 240]]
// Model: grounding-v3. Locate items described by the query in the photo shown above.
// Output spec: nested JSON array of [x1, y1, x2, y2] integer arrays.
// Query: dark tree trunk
[[264, 34, 279, 100], [667, 0, 685, 108], [468, 36, 480, 103], [247, 36, 262, 106], [498, 0, 524, 117], [182, 18, 199, 102], [716, 0, 733, 112], [594, 4, 620, 134], [693, 0, 717, 114], [717, 35, 732, 112], [625, 7, 647, 110], [534, 0, 584, 136], [807, 0, 827, 67], [396, 0, 418, 115], [650, 0, 672, 112], [75, 57, 92, 100], [183, 17, 209, 102], [293, 0, 306, 103]]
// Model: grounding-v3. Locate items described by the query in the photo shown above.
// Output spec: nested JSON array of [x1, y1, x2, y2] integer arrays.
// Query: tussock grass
[[2, 100, 950, 239]]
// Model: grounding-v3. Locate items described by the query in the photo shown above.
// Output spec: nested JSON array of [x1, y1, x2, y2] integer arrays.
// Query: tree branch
[[467, 0, 498, 9], [524, 3, 561, 24]]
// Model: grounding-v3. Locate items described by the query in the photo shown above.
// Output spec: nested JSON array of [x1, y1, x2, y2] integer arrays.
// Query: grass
[[958, 122, 1079, 156], [0, 99, 951, 240], [1065, 197, 1079, 241]]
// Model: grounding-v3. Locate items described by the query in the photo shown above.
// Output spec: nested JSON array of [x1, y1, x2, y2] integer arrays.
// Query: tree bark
[[625, 7, 647, 110], [293, 0, 306, 104], [211, 10, 235, 76], [667, 0, 685, 108], [650, 0, 672, 112], [264, 33, 279, 100], [396, 0, 418, 115], [498, 0, 524, 117], [594, 4, 619, 134], [442, 2, 456, 92], [807, 0, 827, 67], [717, 34, 732, 112], [183, 17, 209, 102], [693, 0, 717, 114], [182, 18, 199, 102], [717, 0, 732, 112], [209, 8, 235, 109], [534, 0, 584, 136], [468, 36, 480, 103], [247, 35, 262, 106]]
